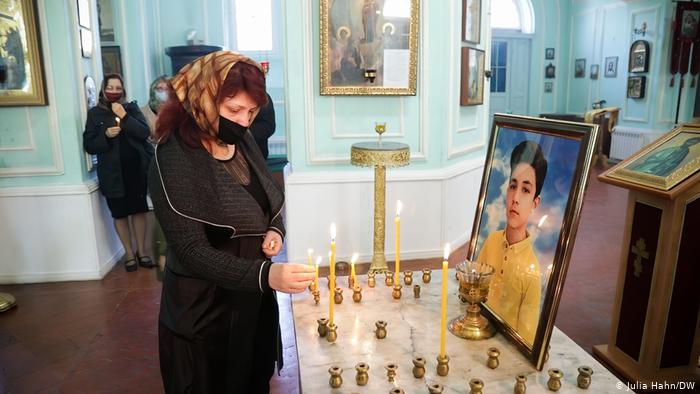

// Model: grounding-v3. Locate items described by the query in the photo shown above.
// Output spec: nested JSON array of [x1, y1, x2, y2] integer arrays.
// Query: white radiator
[[610, 127, 665, 161], [268, 137, 287, 156]]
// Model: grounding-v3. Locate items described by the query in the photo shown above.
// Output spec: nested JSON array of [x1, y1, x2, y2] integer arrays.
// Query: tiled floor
[[0, 165, 628, 393]]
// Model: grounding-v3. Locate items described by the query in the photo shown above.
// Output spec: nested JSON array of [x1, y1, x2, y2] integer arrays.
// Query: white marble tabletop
[[291, 270, 628, 393]]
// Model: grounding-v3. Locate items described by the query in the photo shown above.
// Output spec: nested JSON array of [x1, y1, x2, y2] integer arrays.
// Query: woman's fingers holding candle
[[268, 263, 315, 293]]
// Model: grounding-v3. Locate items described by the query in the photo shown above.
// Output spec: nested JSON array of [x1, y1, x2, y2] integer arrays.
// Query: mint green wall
[[564, 0, 693, 129], [0, 0, 101, 188]]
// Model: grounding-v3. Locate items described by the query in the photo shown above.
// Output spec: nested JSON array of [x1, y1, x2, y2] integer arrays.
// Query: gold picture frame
[[460, 47, 484, 105], [0, 0, 47, 106], [468, 114, 599, 370], [605, 124, 700, 191], [319, 0, 419, 95]]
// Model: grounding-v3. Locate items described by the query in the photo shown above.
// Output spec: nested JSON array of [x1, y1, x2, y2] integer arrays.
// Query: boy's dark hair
[[510, 140, 548, 198]]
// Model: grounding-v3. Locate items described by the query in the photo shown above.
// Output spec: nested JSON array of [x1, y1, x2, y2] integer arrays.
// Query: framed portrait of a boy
[[467, 114, 599, 369]]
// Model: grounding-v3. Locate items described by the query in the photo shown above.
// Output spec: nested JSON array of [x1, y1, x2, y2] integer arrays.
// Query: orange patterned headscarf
[[170, 51, 264, 137]]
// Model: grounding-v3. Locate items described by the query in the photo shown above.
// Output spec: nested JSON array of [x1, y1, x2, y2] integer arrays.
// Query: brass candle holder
[[413, 284, 420, 298], [367, 271, 376, 287], [328, 365, 343, 388], [514, 374, 527, 394], [385, 271, 394, 286], [385, 363, 398, 382], [469, 378, 484, 394], [326, 323, 338, 342], [436, 354, 449, 376], [486, 347, 500, 369], [389, 389, 404, 394], [317, 318, 328, 337], [422, 268, 431, 283], [547, 368, 563, 391], [392, 284, 402, 299], [411, 356, 426, 378], [428, 383, 444, 394], [403, 270, 413, 285], [333, 287, 343, 304], [448, 260, 496, 340], [355, 362, 369, 386], [577, 366, 593, 389], [312, 289, 320, 305], [348, 275, 355, 289], [352, 285, 363, 302], [375, 320, 387, 339]]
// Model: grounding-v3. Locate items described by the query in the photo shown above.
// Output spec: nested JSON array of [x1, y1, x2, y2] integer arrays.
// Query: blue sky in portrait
[[474, 127, 581, 274]]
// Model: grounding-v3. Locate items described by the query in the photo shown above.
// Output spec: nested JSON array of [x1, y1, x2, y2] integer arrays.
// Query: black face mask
[[218, 115, 247, 144]]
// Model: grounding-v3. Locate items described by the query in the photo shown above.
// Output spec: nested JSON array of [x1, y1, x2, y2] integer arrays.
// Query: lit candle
[[329, 223, 337, 325], [115, 117, 120, 127], [315, 256, 321, 290], [395, 200, 402, 285], [307, 248, 314, 267], [440, 243, 450, 358], [350, 253, 358, 284]]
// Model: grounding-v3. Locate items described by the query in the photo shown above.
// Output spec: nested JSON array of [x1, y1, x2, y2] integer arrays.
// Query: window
[[490, 41, 507, 93], [235, 0, 272, 51], [491, 0, 534, 34]]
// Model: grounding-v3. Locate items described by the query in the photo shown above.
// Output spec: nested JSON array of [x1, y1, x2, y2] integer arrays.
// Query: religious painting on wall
[[319, 0, 419, 95], [629, 40, 650, 73], [604, 56, 618, 78], [0, 0, 47, 106], [462, 0, 481, 44], [545, 63, 555, 79], [545, 48, 554, 60], [467, 114, 599, 369], [590, 64, 599, 80], [460, 47, 484, 106], [100, 45, 122, 76], [606, 124, 700, 191], [574, 58, 586, 78], [544, 81, 552, 93], [627, 76, 646, 99]]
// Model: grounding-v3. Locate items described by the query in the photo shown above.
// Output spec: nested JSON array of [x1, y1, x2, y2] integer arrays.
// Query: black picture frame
[[627, 76, 646, 99], [77, 0, 91, 29], [545, 63, 555, 79], [100, 45, 122, 76], [460, 47, 485, 106], [80, 28, 92, 58], [574, 58, 586, 78], [544, 81, 553, 93], [590, 64, 599, 80], [629, 40, 650, 73], [545, 48, 554, 60]]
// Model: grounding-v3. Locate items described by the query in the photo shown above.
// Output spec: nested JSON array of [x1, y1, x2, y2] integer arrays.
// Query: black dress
[[158, 149, 281, 394]]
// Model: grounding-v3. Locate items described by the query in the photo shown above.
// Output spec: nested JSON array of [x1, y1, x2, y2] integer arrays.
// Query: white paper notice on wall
[[383, 49, 409, 87]]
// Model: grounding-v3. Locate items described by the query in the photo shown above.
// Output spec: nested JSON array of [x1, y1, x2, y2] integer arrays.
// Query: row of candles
[[307, 200, 452, 360]]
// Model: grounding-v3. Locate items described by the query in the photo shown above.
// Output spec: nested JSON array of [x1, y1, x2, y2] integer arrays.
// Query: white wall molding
[[622, 5, 660, 123], [0, 179, 99, 197], [566, 8, 595, 115], [330, 97, 407, 138], [139, 0, 152, 87]]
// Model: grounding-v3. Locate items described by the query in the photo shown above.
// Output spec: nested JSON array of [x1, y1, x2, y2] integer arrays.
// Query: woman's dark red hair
[[154, 62, 267, 148]]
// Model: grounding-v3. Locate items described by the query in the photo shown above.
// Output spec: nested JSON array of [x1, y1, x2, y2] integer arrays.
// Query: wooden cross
[[631, 238, 649, 278]]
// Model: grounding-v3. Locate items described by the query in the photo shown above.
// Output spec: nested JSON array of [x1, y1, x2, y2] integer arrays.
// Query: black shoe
[[138, 255, 156, 269], [125, 258, 138, 272]]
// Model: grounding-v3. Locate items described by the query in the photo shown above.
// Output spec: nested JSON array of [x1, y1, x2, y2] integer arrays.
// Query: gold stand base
[[0, 292, 17, 312], [448, 312, 496, 340], [368, 253, 387, 273]]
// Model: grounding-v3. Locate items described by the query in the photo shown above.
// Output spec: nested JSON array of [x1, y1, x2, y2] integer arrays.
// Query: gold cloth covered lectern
[[350, 141, 410, 272]]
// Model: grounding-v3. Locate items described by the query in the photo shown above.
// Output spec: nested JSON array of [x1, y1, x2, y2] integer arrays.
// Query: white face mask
[[155, 91, 169, 102]]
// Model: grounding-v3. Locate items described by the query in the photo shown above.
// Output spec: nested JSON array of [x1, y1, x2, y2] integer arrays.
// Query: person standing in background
[[249, 92, 275, 159], [83, 73, 155, 272]]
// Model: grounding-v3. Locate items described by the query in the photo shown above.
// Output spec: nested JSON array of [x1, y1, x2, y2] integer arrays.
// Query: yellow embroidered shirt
[[477, 230, 541, 345]]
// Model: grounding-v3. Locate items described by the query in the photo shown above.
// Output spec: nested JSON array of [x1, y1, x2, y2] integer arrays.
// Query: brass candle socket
[[422, 268, 431, 283], [389, 389, 404, 394], [312, 289, 320, 305], [514, 374, 528, 394], [355, 362, 369, 386], [403, 270, 413, 285], [428, 383, 444, 393], [385, 271, 394, 286], [577, 366, 593, 389], [448, 261, 496, 340], [385, 363, 398, 382], [317, 318, 328, 337], [352, 285, 363, 303], [436, 354, 449, 376], [348, 275, 355, 289], [375, 320, 388, 339], [486, 347, 500, 369], [326, 323, 338, 343], [392, 284, 402, 299], [411, 356, 426, 378], [469, 378, 484, 394], [328, 365, 343, 388], [413, 284, 420, 298], [547, 368, 563, 391], [333, 287, 343, 304], [367, 272, 376, 287]]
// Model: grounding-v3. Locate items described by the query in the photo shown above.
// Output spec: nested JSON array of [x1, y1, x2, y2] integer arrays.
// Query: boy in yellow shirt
[[477, 140, 547, 345]]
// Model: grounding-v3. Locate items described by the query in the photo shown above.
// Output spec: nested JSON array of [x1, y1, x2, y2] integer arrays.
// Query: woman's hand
[[268, 263, 315, 294], [105, 126, 121, 138], [262, 230, 283, 257], [111, 102, 127, 119]]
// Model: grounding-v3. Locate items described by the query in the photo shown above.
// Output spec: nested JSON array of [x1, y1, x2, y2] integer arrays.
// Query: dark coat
[[249, 93, 276, 159], [83, 101, 153, 198]]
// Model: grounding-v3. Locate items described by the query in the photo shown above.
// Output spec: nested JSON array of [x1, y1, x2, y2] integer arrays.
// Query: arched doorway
[[489, 0, 535, 119]]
